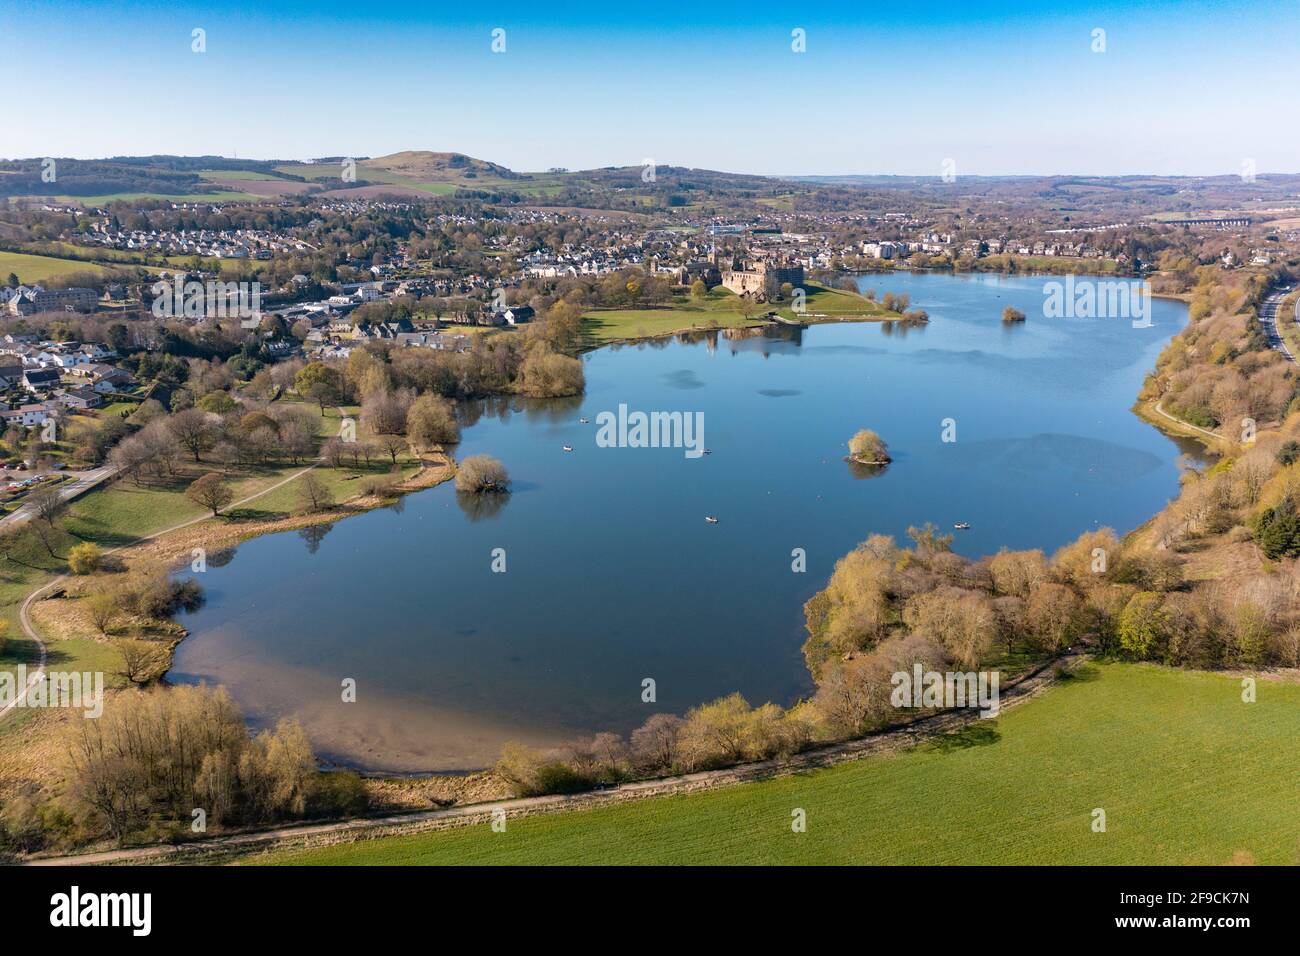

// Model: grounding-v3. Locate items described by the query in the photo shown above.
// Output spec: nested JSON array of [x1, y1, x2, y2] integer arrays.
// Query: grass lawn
[[581, 284, 891, 345], [0, 250, 114, 284], [252, 663, 1300, 865]]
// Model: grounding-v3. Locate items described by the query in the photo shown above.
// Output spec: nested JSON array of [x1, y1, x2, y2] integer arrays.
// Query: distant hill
[[361, 151, 522, 183]]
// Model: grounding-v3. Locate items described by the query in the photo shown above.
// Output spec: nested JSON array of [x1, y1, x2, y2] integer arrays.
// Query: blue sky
[[7, 0, 1297, 176]]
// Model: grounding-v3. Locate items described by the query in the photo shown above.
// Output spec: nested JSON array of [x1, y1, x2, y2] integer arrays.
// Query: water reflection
[[455, 490, 511, 522], [298, 522, 335, 555]]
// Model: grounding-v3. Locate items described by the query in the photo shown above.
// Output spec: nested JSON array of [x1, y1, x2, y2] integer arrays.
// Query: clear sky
[[7, 0, 1297, 176]]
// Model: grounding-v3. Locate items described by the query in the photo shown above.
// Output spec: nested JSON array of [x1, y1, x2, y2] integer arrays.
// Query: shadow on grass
[[926, 721, 1002, 754], [0, 638, 74, 668], [222, 507, 291, 522], [1056, 662, 1101, 683]]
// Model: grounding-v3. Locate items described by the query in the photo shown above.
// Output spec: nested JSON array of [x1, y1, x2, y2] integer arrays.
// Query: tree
[[83, 592, 118, 635], [406, 394, 459, 450], [323, 436, 353, 469], [277, 418, 315, 465], [360, 388, 411, 436], [518, 351, 584, 398], [294, 362, 343, 413], [67, 542, 102, 575], [376, 433, 408, 465], [197, 391, 239, 415], [907, 521, 953, 555], [166, 408, 217, 462], [115, 638, 167, 685], [690, 279, 708, 300], [295, 472, 332, 514], [1251, 497, 1300, 559], [1117, 591, 1168, 659], [988, 548, 1048, 597], [628, 713, 685, 773], [28, 483, 66, 526], [1025, 582, 1083, 651], [455, 455, 509, 493], [185, 472, 234, 517], [678, 693, 751, 768], [847, 429, 890, 464], [1002, 306, 1026, 323]]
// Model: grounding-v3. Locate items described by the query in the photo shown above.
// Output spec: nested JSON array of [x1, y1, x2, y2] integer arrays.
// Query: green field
[[0, 250, 114, 283], [253, 663, 1300, 865], [274, 164, 458, 196], [196, 170, 288, 182], [581, 284, 891, 344]]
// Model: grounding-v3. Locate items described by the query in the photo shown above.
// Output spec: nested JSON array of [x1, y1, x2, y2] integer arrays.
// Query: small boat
[[954, 522, 971, 530], [562, 445, 574, 452], [579, 418, 589, 424], [704, 515, 719, 524], [702, 448, 712, 455]]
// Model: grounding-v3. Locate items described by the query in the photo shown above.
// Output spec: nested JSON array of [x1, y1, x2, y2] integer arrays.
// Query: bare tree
[[28, 482, 66, 526], [296, 472, 332, 514], [376, 433, 408, 465], [166, 408, 217, 463], [185, 472, 234, 517], [115, 638, 166, 685], [83, 592, 118, 636]]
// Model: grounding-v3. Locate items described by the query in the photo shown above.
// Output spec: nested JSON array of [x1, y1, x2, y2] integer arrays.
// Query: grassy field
[[53, 191, 259, 205], [253, 663, 1300, 865], [0, 250, 114, 283], [581, 284, 891, 345], [273, 164, 458, 196]]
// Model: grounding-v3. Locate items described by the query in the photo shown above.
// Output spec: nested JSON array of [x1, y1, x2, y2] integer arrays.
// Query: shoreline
[[4, 270, 1233, 817]]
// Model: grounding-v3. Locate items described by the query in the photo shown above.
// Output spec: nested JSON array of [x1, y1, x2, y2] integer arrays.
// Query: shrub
[[455, 454, 509, 493], [67, 542, 102, 575], [1251, 497, 1300, 559], [846, 429, 890, 464]]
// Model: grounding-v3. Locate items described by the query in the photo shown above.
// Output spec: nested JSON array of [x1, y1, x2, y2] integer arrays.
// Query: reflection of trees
[[846, 460, 889, 480], [461, 393, 584, 429], [521, 393, 582, 424], [298, 522, 335, 555], [456, 490, 510, 522], [207, 547, 238, 569]]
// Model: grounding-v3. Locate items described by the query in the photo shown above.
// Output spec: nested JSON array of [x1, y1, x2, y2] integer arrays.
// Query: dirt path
[[25, 651, 1084, 866], [1152, 399, 1223, 442]]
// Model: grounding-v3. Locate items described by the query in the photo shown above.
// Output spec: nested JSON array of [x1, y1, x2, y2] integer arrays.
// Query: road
[[1258, 285, 1298, 365], [0, 465, 118, 528]]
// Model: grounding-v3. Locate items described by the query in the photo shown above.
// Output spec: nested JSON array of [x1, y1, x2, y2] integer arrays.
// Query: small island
[[1002, 306, 1027, 323], [455, 454, 511, 493], [845, 429, 891, 465]]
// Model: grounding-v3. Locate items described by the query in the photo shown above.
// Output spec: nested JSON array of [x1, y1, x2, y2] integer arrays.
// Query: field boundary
[[24, 649, 1083, 865]]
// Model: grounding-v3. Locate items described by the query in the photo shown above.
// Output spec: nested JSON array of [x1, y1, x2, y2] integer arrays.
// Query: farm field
[[253, 663, 1300, 866], [0, 250, 115, 283]]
